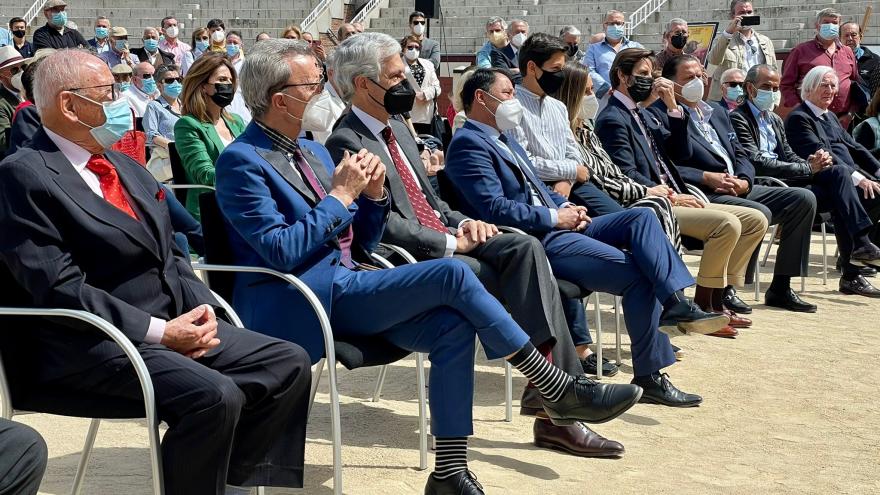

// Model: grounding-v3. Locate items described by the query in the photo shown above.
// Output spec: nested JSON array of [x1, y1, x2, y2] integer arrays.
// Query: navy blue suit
[[445, 120, 693, 376], [785, 102, 880, 177], [215, 122, 532, 437], [645, 100, 816, 278]]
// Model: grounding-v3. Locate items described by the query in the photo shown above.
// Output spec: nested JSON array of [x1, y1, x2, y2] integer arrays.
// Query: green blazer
[[173, 112, 245, 220]]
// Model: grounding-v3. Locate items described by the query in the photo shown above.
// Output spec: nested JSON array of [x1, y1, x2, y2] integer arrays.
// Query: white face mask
[[484, 91, 523, 131], [579, 94, 600, 121], [285, 90, 340, 132], [404, 48, 420, 61], [511, 32, 527, 48], [679, 77, 705, 103], [412, 23, 426, 36], [164, 25, 179, 38], [211, 30, 225, 43]]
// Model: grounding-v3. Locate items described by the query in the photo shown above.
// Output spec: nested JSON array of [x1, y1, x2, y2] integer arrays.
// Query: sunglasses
[[724, 81, 743, 88], [412, 20, 426, 25], [163, 77, 182, 84]]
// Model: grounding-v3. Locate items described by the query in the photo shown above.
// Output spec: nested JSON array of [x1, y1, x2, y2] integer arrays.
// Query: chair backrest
[[168, 142, 189, 203], [198, 191, 236, 301]]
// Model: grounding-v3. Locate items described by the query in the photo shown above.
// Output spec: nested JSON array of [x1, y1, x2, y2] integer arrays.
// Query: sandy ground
[[18, 233, 880, 495]]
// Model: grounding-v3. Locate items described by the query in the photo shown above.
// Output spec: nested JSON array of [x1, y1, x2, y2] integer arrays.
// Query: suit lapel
[[110, 152, 165, 256], [301, 145, 333, 192], [256, 147, 317, 204], [469, 124, 528, 187], [612, 98, 656, 173], [708, 108, 737, 159]]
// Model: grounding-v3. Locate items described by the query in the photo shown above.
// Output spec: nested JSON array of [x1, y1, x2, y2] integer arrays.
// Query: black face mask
[[536, 66, 565, 95], [12, 30, 25, 39], [210, 83, 234, 107], [368, 78, 416, 115], [628, 75, 654, 103], [566, 43, 579, 57], [670, 33, 688, 50]]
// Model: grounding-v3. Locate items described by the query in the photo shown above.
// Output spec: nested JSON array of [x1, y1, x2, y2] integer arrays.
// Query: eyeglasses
[[141, 73, 154, 79], [67, 83, 118, 101], [724, 81, 743, 87], [163, 77, 182, 84], [280, 75, 325, 93]]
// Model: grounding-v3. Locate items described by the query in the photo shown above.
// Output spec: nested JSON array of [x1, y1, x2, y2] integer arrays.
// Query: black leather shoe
[[520, 386, 543, 417], [836, 258, 877, 277], [631, 373, 702, 407], [533, 419, 625, 458], [722, 285, 752, 314], [660, 300, 729, 335], [425, 471, 484, 495], [542, 376, 642, 425], [851, 244, 880, 266], [764, 287, 817, 313], [840, 275, 880, 298], [581, 353, 619, 377]]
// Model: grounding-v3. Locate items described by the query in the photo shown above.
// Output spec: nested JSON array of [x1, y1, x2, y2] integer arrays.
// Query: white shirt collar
[[685, 100, 714, 121], [44, 126, 94, 173], [804, 100, 827, 117], [612, 90, 638, 110], [351, 105, 389, 138]]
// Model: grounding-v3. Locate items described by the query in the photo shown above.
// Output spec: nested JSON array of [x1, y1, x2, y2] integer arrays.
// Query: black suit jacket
[[0, 129, 218, 381], [131, 47, 176, 67], [785, 102, 880, 178], [647, 99, 756, 192], [594, 94, 691, 192], [325, 111, 468, 259], [856, 46, 880, 96], [489, 46, 522, 84], [730, 102, 811, 183]]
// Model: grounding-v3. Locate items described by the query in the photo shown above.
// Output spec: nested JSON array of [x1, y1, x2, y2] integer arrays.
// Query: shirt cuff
[[145, 317, 166, 344], [852, 170, 867, 186], [549, 208, 558, 226], [722, 30, 734, 40], [457, 218, 472, 230], [667, 108, 684, 119], [444, 233, 457, 257]]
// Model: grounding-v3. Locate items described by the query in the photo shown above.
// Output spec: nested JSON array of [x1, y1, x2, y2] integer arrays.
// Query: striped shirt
[[505, 85, 583, 182]]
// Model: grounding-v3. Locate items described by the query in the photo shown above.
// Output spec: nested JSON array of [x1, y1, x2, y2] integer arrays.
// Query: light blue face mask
[[141, 77, 157, 94], [95, 26, 108, 39], [753, 88, 777, 111], [226, 44, 239, 57], [819, 23, 839, 40], [117, 81, 131, 93], [73, 94, 133, 149], [115, 39, 128, 52], [143, 38, 159, 52], [163, 81, 182, 98], [606, 24, 625, 41], [196, 40, 209, 52], [51, 11, 68, 28], [725, 85, 744, 102]]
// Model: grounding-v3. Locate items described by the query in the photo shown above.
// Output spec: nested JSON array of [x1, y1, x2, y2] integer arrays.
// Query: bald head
[[35, 50, 118, 152]]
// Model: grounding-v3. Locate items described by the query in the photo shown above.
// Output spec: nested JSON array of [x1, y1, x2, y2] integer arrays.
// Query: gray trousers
[[0, 419, 47, 495], [708, 185, 817, 278]]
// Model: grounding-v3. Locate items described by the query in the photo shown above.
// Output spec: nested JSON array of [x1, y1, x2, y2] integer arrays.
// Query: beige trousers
[[673, 203, 769, 288]]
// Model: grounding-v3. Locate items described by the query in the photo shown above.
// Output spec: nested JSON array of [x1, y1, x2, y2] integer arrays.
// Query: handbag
[[111, 129, 147, 165]]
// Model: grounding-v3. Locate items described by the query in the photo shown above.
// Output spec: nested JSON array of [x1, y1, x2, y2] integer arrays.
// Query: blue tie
[[498, 134, 557, 207]]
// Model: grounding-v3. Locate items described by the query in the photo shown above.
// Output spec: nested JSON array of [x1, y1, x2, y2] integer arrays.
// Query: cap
[[111, 63, 133, 75], [43, 0, 67, 10], [110, 26, 128, 37]]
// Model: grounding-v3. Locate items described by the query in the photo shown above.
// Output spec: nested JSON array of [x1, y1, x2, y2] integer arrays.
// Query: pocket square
[[156, 187, 166, 201]]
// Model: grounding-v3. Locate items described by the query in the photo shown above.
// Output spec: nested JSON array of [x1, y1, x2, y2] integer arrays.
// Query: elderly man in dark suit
[[646, 54, 819, 313], [324, 32, 627, 459], [0, 49, 314, 495], [781, 64, 880, 296]]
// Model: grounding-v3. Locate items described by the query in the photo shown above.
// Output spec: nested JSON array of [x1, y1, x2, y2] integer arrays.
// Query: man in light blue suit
[[445, 68, 729, 410], [214, 39, 643, 495]]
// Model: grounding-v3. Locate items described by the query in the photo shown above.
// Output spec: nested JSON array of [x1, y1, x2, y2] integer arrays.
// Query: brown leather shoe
[[707, 325, 738, 338], [723, 309, 752, 328], [533, 419, 625, 458]]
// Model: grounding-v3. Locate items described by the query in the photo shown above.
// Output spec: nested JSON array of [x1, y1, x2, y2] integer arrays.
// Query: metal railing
[[625, 0, 669, 37], [301, 0, 335, 32], [24, 0, 45, 26], [351, 0, 382, 25]]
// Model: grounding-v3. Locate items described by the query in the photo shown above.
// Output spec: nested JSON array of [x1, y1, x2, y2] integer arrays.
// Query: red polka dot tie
[[380, 126, 447, 233], [85, 154, 139, 220]]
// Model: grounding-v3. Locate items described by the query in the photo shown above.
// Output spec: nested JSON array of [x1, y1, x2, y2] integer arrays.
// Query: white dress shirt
[[351, 105, 464, 256], [43, 127, 168, 344], [122, 85, 158, 118], [805, 99, 867, 185]]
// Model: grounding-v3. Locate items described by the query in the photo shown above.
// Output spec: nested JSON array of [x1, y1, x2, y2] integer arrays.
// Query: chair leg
[[754, 247, 761, 301], [761, 226, 777, 267], [593, 293, 603, 380], [504, 361, 513, 422], [326, 358, 343, 495], [415, 353, 428, 470], [821, 223, 828, 286], [71, 419, 101, 495], [614, 296, 622, 366], [308, 358, 325, 419], [372, 365, 389, 403]]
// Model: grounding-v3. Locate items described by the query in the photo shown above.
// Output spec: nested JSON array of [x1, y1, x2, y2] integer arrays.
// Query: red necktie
[[291, 148, 356, 269], [85, 154, 139, 220], [380, 127, 447, 233]]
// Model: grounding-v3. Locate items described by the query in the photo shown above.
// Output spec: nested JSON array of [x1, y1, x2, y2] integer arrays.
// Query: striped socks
[[434, 437, 469, 479], [507, 343, 573, 403]]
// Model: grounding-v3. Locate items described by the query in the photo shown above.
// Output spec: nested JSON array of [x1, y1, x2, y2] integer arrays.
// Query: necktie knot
[[498, 133, 509, 144], [86, 154, 116, 177], [381, 126, 396, 145]]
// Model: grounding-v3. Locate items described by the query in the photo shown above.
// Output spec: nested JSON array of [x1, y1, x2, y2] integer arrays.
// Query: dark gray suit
[[0, 419, 46, 495], [0, 129, 312, 494], [325, 111, 584, 376]]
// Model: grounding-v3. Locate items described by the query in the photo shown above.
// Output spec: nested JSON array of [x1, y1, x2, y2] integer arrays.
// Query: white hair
[[240, 38, 314, 118], [507, 19, 528, 35], [721, 67, 746, 82], [605, 10, 625, 22], [34, 49, 99, 115], [485, 16, 507, 31], [815, 8, 840, 25], [330, 32, 400, 102], [143, 27, 159, 37], [800, 65, 837, 101], [559, 25, 581, 37], [665, 18, 688, 35]]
